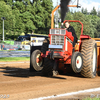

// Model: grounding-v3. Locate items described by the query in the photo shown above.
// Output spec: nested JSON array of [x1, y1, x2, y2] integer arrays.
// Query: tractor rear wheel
[[42, 58, 58, 77], [81, 39, 97, 78], [71, 52, 83, 73], [31, 50, 43, 71]]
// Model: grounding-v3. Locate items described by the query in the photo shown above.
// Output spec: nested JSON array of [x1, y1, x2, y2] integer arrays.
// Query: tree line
[[0, 0, 100, 40], [65, 7, 100, 38], [0, 0, 53, 40]]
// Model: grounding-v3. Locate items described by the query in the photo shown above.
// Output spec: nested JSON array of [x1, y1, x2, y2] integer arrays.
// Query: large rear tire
[[31, 50, 43, 71], [81, 39, 97, 78]]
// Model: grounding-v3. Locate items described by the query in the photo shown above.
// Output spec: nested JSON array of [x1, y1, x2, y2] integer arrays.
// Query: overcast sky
[[52, 0, 100, 12]]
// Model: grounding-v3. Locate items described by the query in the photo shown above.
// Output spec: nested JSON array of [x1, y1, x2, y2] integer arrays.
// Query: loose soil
[[0, 62, 100, 100]]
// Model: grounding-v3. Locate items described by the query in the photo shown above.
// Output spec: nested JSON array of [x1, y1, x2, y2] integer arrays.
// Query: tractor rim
[[36, 54, 43, 67], [76, 56, 82, 69], [93, 47, 96, 72]]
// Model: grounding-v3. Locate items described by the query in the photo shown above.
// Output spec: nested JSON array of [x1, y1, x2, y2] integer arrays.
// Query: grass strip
[[0, 57, 30, 62], [83, 97, 100, 100]]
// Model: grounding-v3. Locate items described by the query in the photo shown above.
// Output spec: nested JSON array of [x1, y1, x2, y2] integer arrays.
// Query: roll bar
[[63, 20, 83, 35]]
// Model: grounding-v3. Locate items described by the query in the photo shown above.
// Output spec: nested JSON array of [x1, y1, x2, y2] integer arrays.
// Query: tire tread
[[81, 39, 97, 78]]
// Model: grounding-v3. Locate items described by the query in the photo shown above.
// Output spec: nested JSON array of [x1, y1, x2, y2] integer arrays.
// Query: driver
[[65, 21, 78, 52]]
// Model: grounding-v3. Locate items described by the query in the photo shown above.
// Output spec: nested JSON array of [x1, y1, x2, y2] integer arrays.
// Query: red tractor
[[31, 19, 97, 78], [31, 5, 97, 78], [42, 20, 83, 76]]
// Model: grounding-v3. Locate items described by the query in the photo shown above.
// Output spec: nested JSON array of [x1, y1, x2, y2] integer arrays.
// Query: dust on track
[[0, 62, 100, 100]]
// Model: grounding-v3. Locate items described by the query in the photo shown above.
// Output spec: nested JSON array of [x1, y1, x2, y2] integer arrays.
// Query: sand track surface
[[0, 62, 100, 100]]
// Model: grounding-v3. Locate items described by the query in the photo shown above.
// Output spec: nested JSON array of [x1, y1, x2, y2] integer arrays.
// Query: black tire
[[42, 58, 53, 76], [31, 50, 43, 71], [81, 39, 97, 78], [41, 38, 49, 54], [42, 58, 58, 77], [71, 52, 83, 73]]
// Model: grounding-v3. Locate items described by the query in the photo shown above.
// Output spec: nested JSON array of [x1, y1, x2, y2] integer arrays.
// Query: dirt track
[[0, 62, 100, 100]]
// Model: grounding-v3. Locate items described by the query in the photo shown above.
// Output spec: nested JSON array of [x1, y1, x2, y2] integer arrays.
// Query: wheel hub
[[77, 60, 79, 64], [36, 54, 43, 67], [76, 56, 82, 69]]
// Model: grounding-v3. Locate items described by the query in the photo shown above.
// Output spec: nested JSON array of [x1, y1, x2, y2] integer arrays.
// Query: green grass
[[0, 57, 30, 62], [0, 50, 29, 51], [83, 97, 100, 100], [1, 40, 14, 45]]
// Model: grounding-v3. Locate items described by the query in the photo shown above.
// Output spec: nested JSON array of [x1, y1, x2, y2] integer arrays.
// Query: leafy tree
[[2, 0, 100, 40], [88, 15, 100, 37], [20, 11, 36, 34], [12, 4, 24, 35], [65, 12, 74, 20], [81, 8, 88, 15], [0, 1, 15, 40], [73, 12, 90, 38], [12, 0, 36, 34], [90, 7, 97, 15], [12, 0, 53, 34], [40, 0, 53, 34], [97, 10, 100, 17], [95, 18, 100, 37], [33, 0, 53, 34], [65, 11, 99, 38]]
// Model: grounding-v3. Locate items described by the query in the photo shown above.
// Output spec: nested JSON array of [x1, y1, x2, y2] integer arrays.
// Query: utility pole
[[1, 17, 6, 41]]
